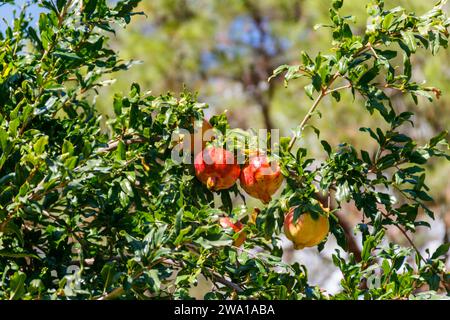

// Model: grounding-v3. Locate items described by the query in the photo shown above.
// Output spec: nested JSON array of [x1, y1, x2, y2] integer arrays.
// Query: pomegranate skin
[[194, 147, 241, 191], [239, 154, 283, 203], [219, 217, 246, 247], [283, 206, 329, 250]]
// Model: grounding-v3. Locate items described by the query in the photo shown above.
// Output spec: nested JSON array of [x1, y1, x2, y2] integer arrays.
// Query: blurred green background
[[1, 0, 449, 294]]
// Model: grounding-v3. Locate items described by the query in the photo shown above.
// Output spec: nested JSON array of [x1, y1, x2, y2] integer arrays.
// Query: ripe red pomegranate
[[239, 153, 283, 203], [194, 147, 240, 191], [219, 217, 246, 247]]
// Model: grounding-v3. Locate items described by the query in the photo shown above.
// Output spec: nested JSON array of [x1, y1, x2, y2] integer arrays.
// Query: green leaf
[[28, 279, 45, 295], [147, 269, 161, 293], [9, 271, 26, 300], [174, 226, 192, 246], [335, 181, 351, 202], [0, 127, 8, 150], [431, 242, 450, 259], [269, 64, 289, 81], [0, 251, 40, 259], [400, 31, 417, 53], [378, 50, 397, 60], [429, 131, 447, 147], [129, 105, 139, 129], [33, 136, 49, 155], [361, 150, 372, 164], [312, 73, 322, 92], [2, 221, 24, 246], [54, 51, 83, 62], [304, 84, 314, 100], [358, 67, 379, 85], [101, 262, 117, 292], [194, 237, 232, 249], [337, 56, 350, 73], [113, 94, 123, 116], [332, 0, 343, 10], [64, 156, 78, 170], [332, 220, 348, 250], [116, 140, 126, 160], [321, 140, 332, 155], [175, 208, 183, 234], [120, 179, 133, 196], [35, 96, 58, 115], [361, 236, 376, 261], [331, 90, 341, 102], [62, 139, 74, 156]]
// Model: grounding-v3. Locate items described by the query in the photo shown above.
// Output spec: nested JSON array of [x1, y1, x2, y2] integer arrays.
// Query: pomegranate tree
[[2, 0, 449, 302], [194, 147, 241, 191]]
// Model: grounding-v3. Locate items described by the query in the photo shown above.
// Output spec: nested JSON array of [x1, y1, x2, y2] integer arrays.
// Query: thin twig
[[367, 42, 379, 59], [286, 42, 376, 153], [97, 136, 148, 153], [287, 72, 343, 152], [97, 287, 125, 301], [205, 267, 244, 293], [287, 89, 326, 152], [380, 211, 426, 263], [325, 83, 352, 95], [185, 243, 246, 292]]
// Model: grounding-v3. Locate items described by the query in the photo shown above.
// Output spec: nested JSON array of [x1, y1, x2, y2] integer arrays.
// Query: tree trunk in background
[[243, 0, 279, 131], [261, 100, 273, 131], [252, 88, 274, 130], [316, 193, 362, 262], [336, 211, 362, 262]]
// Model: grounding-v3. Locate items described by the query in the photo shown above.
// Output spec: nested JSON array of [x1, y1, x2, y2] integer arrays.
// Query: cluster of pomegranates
[[194, 147, 284, 204], [189, 118, 329, 249], [189, 117, 283, 203]]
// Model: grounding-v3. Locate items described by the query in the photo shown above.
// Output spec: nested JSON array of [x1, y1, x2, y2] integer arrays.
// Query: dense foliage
[[0, 0, 449, 300]]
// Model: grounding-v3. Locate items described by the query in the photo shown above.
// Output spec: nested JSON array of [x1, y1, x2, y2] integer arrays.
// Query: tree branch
[[287, 73, 341, 153], [97, 136, 148, 153], [380, 211, 426, 264], [205, 267, 244, 293], [316, 192, 362, 262]]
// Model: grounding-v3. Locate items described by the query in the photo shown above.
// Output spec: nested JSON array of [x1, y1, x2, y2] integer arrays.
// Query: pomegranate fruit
[[219, 217, 246, 247], [194, 147, 240, 191], [283, 205, 329, 250], [239, 154, 283, 203]]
